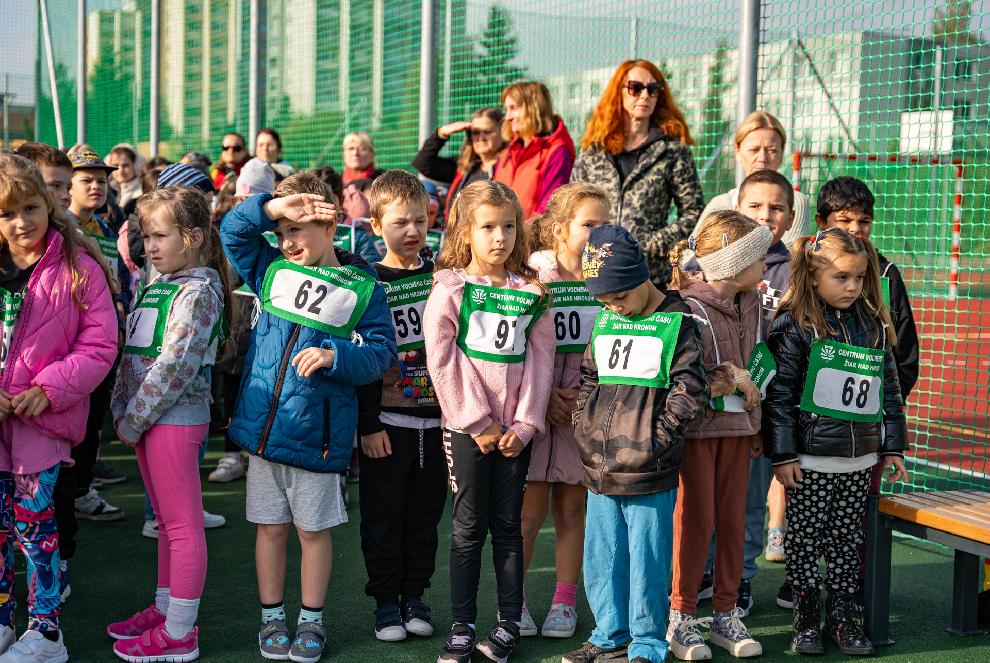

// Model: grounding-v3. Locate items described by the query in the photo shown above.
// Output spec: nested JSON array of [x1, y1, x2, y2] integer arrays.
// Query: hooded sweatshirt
[[679, 278, 762, 439], [759, 240, 791, 337], [111, 266, 224, 444]]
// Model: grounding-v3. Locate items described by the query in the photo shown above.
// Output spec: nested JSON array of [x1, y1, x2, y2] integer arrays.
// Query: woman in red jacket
[[495, 81, 575, 221]]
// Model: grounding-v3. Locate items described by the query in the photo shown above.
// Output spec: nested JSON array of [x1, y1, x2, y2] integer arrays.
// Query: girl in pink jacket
[[0, 154, 118, 662], [424, 181, 554, 663], [520, 183, 609, 640]]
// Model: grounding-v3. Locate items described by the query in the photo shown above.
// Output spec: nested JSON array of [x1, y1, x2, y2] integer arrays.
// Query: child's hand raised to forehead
[[263, 194, 337, 225]]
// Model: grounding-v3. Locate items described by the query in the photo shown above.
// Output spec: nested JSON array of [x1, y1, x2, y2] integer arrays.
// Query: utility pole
[[736, 0, 760, 184]]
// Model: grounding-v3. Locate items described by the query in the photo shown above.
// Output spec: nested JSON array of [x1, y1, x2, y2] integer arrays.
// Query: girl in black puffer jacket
[[764, 228, 907, 657]]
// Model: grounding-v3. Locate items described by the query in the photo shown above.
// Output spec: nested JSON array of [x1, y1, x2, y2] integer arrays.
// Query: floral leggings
[[0, 466, 61, 632]]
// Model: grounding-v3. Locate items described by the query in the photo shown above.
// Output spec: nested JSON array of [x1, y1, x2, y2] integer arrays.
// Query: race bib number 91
[[455, 281, 545, 363]]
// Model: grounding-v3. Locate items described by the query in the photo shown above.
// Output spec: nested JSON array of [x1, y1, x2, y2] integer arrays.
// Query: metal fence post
[[149, 0, 160, 157], [736, 0, 760, 184], [76, 0, 86, 146], [249, 0, 263, 146], [40, 0, 64, 148], [419, 0, 436, 147]]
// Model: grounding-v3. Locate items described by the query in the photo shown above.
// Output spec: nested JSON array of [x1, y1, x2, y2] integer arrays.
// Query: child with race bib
[[356, 171, 448, 643], [424, 180, 554, 663], [519, 183, 609, 640], [221, 174, 396, 663], [108, 187, 232, 662], [0, 154, 117, 663], [563, 224, 708, 663], [764, 227, 907, 656], [665, 210, 772, 661]]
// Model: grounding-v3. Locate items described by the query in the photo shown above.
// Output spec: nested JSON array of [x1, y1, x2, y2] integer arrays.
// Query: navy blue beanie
[[582, 225, 650, 296], [157, 162, 215, 194]]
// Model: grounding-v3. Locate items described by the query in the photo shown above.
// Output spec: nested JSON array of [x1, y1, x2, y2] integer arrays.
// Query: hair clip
[[809, 230, 825, 252], [721, 232, 729, 248], [688, 236, 697, 251]]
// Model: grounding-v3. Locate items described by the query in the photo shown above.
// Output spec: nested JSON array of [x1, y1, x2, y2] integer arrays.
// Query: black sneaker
[[402, 597, 434, 636], [476, 620, 520, 663], [777, 581, 794, 609], [737, 578, 753, 617], [438, 623, 476, 663], [561, 641, 628, 663], [92, 460, 127, 486], [698, 569, 714, 602]]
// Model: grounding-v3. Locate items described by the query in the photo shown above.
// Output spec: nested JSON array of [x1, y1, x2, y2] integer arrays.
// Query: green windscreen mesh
[[12, 0, 990, 492]]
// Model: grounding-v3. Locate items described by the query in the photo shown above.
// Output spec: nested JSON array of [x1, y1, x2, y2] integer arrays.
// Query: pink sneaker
[[106, 606, 166, 640], [112, 624, 199, 662]]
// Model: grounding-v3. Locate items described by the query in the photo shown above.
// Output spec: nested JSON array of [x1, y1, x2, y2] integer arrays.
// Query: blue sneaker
[[289, 622, 326, 663], [259, 619, 291, 660]]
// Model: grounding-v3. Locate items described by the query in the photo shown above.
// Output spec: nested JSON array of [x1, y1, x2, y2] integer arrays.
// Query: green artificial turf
[[51, 442, 989, 662]]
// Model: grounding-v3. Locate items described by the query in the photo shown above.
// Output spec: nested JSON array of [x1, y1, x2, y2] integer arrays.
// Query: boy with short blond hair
[[221, 175, 397, 662], [356, 170, 447, 643]]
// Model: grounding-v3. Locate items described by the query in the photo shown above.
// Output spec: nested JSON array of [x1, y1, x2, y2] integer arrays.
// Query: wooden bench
[[864, 491, 990, 645]]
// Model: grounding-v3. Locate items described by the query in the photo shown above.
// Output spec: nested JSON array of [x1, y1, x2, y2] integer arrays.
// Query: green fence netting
[[8, 0, 990, 492]]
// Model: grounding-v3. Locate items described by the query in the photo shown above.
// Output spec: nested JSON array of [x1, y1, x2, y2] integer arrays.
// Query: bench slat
[[879, 491, 990, 545]]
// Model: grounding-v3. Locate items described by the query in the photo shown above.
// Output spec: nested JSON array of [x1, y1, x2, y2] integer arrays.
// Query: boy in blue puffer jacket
[[221, 172, 397, 663]]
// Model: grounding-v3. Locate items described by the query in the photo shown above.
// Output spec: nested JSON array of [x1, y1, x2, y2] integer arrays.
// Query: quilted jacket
[[220, 195, 397, 473], [571, 133, 704, 288]]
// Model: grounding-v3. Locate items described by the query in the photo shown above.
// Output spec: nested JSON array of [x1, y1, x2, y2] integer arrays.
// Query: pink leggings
[[136, 424, 209, 601]]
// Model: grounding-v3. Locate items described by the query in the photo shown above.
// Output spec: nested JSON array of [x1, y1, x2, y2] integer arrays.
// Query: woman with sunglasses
[[572, 59, 703, 288], [412, 107, 505, 221], [212, 132, 250, 190]]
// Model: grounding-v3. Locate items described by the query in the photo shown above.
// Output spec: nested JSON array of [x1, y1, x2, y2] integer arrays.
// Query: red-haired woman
[[572, 60, 703, 287], [494, 81, 575, 220]]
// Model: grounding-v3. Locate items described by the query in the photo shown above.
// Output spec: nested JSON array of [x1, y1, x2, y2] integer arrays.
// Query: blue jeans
[[705, 456, 773, 580], [145, 434, 209, 520], [584, 489, 676, 663]]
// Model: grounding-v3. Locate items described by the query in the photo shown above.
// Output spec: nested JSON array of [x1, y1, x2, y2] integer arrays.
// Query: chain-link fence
[[4, 0, 989, 492]]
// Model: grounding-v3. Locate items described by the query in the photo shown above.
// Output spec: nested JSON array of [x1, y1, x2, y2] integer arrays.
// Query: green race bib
[[382, 273, 433, 352], [333, 225, 358, 252], [881, 275, 891, 309], [260, 259, 376, 337], [123, 282, 228, 357], [455, 281, 545, 363], [88, 233, 119, 276], [800, 338, 884, 423], [547, 281, 602, 353], [425, 229, 444, 255], [590, 309, 684, 388], [263, 231, 279, 248], [0, 287, 24, 374], [711, 341, 778, 412]]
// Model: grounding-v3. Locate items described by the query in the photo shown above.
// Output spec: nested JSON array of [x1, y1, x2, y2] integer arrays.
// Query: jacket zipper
[[598, 389, 621, 491], [836, 310, 856, 458], [256, 323, 302, 456]]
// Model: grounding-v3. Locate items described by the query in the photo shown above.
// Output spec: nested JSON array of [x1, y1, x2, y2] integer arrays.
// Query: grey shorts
[[245, 456, 347, 531]]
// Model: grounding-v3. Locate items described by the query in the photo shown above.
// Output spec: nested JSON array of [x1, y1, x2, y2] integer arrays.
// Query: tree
[[475, 5, 526, 106], [932, 1, 977, 44]]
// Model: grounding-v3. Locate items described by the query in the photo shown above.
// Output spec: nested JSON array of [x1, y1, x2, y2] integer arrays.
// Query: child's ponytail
[[202, 225, 235, 362], [667, 238, 692, 289]]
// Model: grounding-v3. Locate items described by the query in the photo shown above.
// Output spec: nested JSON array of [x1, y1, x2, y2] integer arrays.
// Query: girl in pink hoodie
[[424, 181, 554, 663], [520, 183, 609, 639], [0, 154, 118, 661]]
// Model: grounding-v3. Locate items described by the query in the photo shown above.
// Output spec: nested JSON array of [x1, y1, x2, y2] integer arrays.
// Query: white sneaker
[[208, 453, 245, 483], [74, 488, 124, 521], [0, 630, 68, 663], [498, 604, 538, 637], [141, 520, 159, 539], [203, 510, 226, 529], [0, 626, 14, 656]]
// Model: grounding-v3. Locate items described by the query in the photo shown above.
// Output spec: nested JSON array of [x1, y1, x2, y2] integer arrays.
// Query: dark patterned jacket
[[571, 134, 704, 287], [572, 291, 709, 496]]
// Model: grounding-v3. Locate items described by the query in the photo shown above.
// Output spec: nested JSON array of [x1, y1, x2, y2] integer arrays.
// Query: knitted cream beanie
[[694, 225, 773, 281]]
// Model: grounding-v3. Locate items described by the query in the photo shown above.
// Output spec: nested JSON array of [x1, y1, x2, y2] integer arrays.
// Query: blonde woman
[[342, 132, 382, 186], [494, 82, 575, 220]]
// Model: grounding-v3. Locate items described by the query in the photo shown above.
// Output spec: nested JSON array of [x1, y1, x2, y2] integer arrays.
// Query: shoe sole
[[790, 643, 825, 655], [203, 521, 226, 529], [709, 632, 762, 657], [113, 648, 197, 662], [109, 629, 145, 641], [95, 475, 128, 485], [541, 626, 576, 638], [668, 641, 712, 661], [436, 652, 473, 663], [76, 511, 125, 522], [375, 626, 407, 642], [519, 626, 538, 637], [476, 640, 511, 663], [207, 473, 244, 483], [404, 621, 434, 637], [777, 597, 794, 610], [288, 651, 324, 663]]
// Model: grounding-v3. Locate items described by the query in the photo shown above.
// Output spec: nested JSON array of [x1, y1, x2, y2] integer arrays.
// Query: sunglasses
[[470, 129, 497, 138], [624, 81, 664, 97], [222, 144, 244, 152]]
